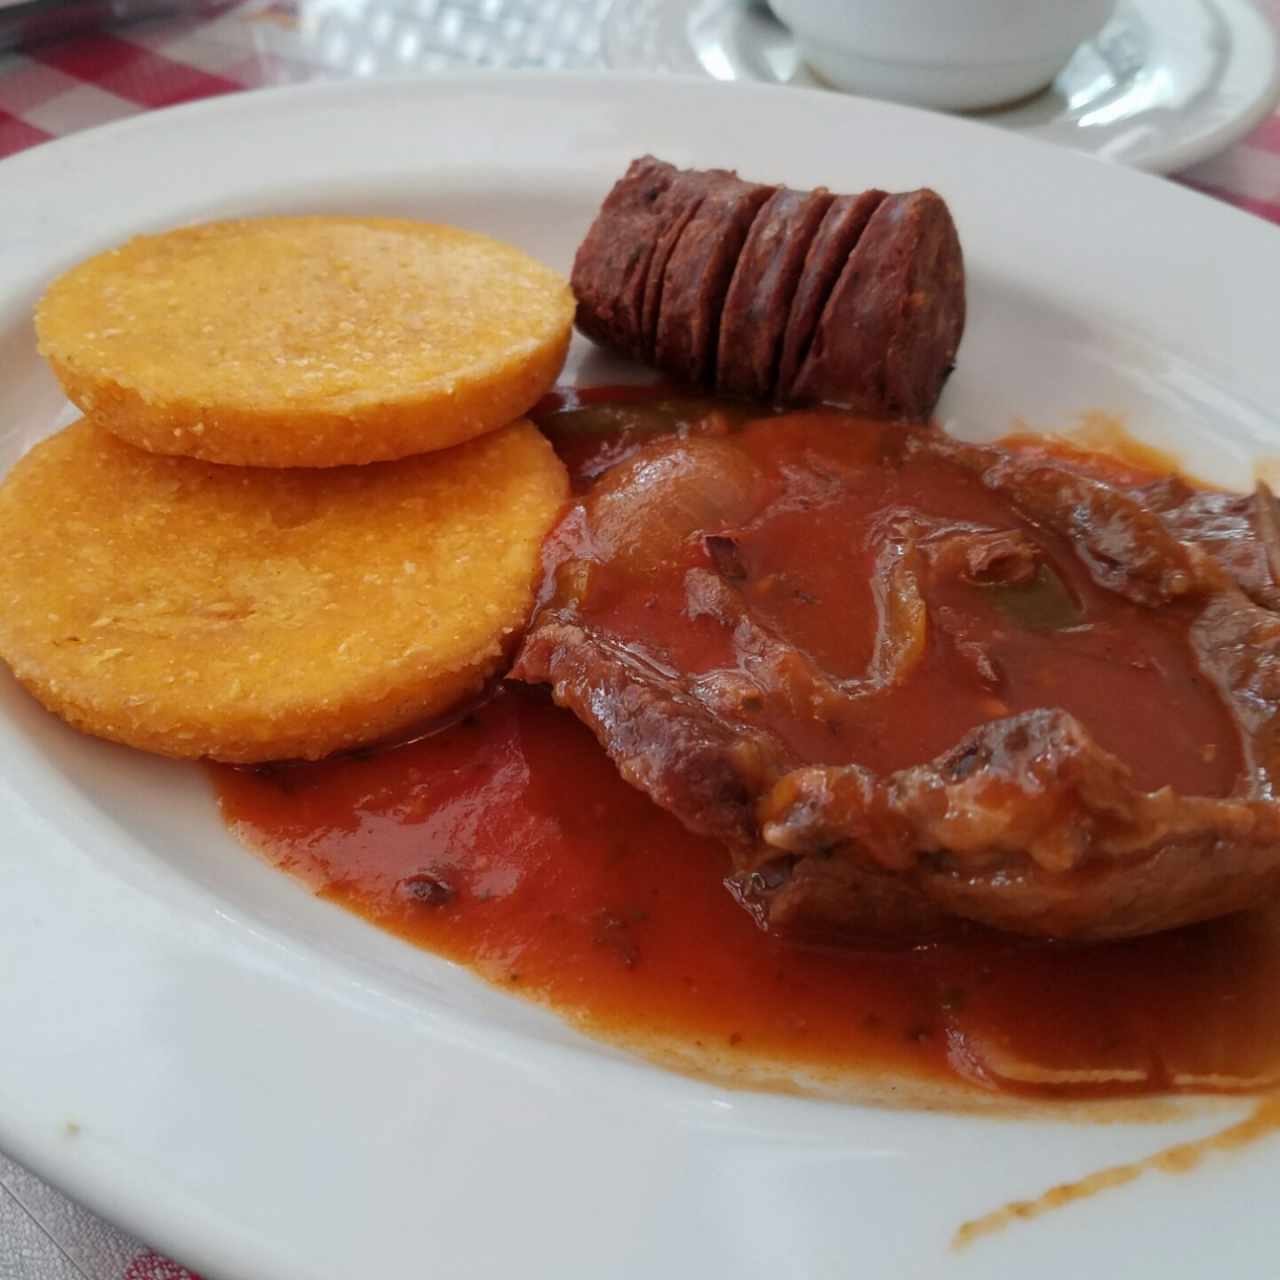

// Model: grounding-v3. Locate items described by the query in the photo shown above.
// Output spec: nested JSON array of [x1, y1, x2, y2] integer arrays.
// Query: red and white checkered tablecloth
[[0, 0, 614, 159], [3, 0, 1280, 214], [1, 2, 1280, 1276]]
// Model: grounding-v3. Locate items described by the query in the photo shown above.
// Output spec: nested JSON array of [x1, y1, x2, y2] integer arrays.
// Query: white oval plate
[[3, 73, 1280, 1280], [604, 0, 1280, 173]]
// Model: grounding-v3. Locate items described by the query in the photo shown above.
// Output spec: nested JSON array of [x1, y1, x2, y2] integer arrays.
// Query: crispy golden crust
[[0, 418, 567, 761], [35, 217, 574, 468]]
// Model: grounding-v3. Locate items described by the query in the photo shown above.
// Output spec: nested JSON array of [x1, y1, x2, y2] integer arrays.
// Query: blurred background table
[[1, 0, 1279, 1276], [0, 0, 612, 157], [0, 0, 1278, 222]]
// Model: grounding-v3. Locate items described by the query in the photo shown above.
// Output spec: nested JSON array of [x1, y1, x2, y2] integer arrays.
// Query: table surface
[[2, 1, 1280, 1276]]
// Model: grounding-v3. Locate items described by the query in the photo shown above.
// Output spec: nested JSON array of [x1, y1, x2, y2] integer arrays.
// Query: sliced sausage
[[653, 173, 777, 387], [715, 186, 834, 400], [773, 189, 887, 401], [638, 169, 727, 361], [790, 189, 965, 419], [571, 159, 966, 421], [570, 156, 677, 360]]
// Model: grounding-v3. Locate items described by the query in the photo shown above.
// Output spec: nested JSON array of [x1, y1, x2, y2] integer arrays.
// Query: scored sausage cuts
[[790, 190, 966, 419], [638, 168, 728, 360], [571, 157, 965, 420], [570, 156, 677, 361], [654, 173, 778, 386], [772, 188, 886, 400], [716, 185, 835, 400]]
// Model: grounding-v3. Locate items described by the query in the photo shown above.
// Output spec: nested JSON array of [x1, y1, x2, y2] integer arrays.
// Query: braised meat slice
[[1136, 475, 1280, 612], [514, 410, 1280, 942], [757, 706, 1280, 940]]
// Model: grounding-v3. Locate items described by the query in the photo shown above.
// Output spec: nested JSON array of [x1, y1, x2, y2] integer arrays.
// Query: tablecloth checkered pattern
[[2, 0, 1280, 218], [0, 1145, 193, 1279], [1, 1, 1279, 1275], [0, 0, 613, 158]]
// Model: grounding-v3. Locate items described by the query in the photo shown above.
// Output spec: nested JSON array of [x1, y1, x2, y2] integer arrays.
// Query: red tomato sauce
[[214, 682, 1280, 1099], [532, 407, 1238, 796], [211, 392, 1280, 1101]]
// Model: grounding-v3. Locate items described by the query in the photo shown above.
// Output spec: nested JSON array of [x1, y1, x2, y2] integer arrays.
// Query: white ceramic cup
[[768, 0, 1117, 111]]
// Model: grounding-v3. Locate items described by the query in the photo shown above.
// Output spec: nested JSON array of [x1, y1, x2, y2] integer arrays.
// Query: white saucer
[[603, 0, 1280, 173]]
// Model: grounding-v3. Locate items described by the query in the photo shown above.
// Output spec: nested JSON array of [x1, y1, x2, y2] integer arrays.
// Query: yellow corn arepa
[[0, 417, 568, 761], [35, 216, 574, 467]]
